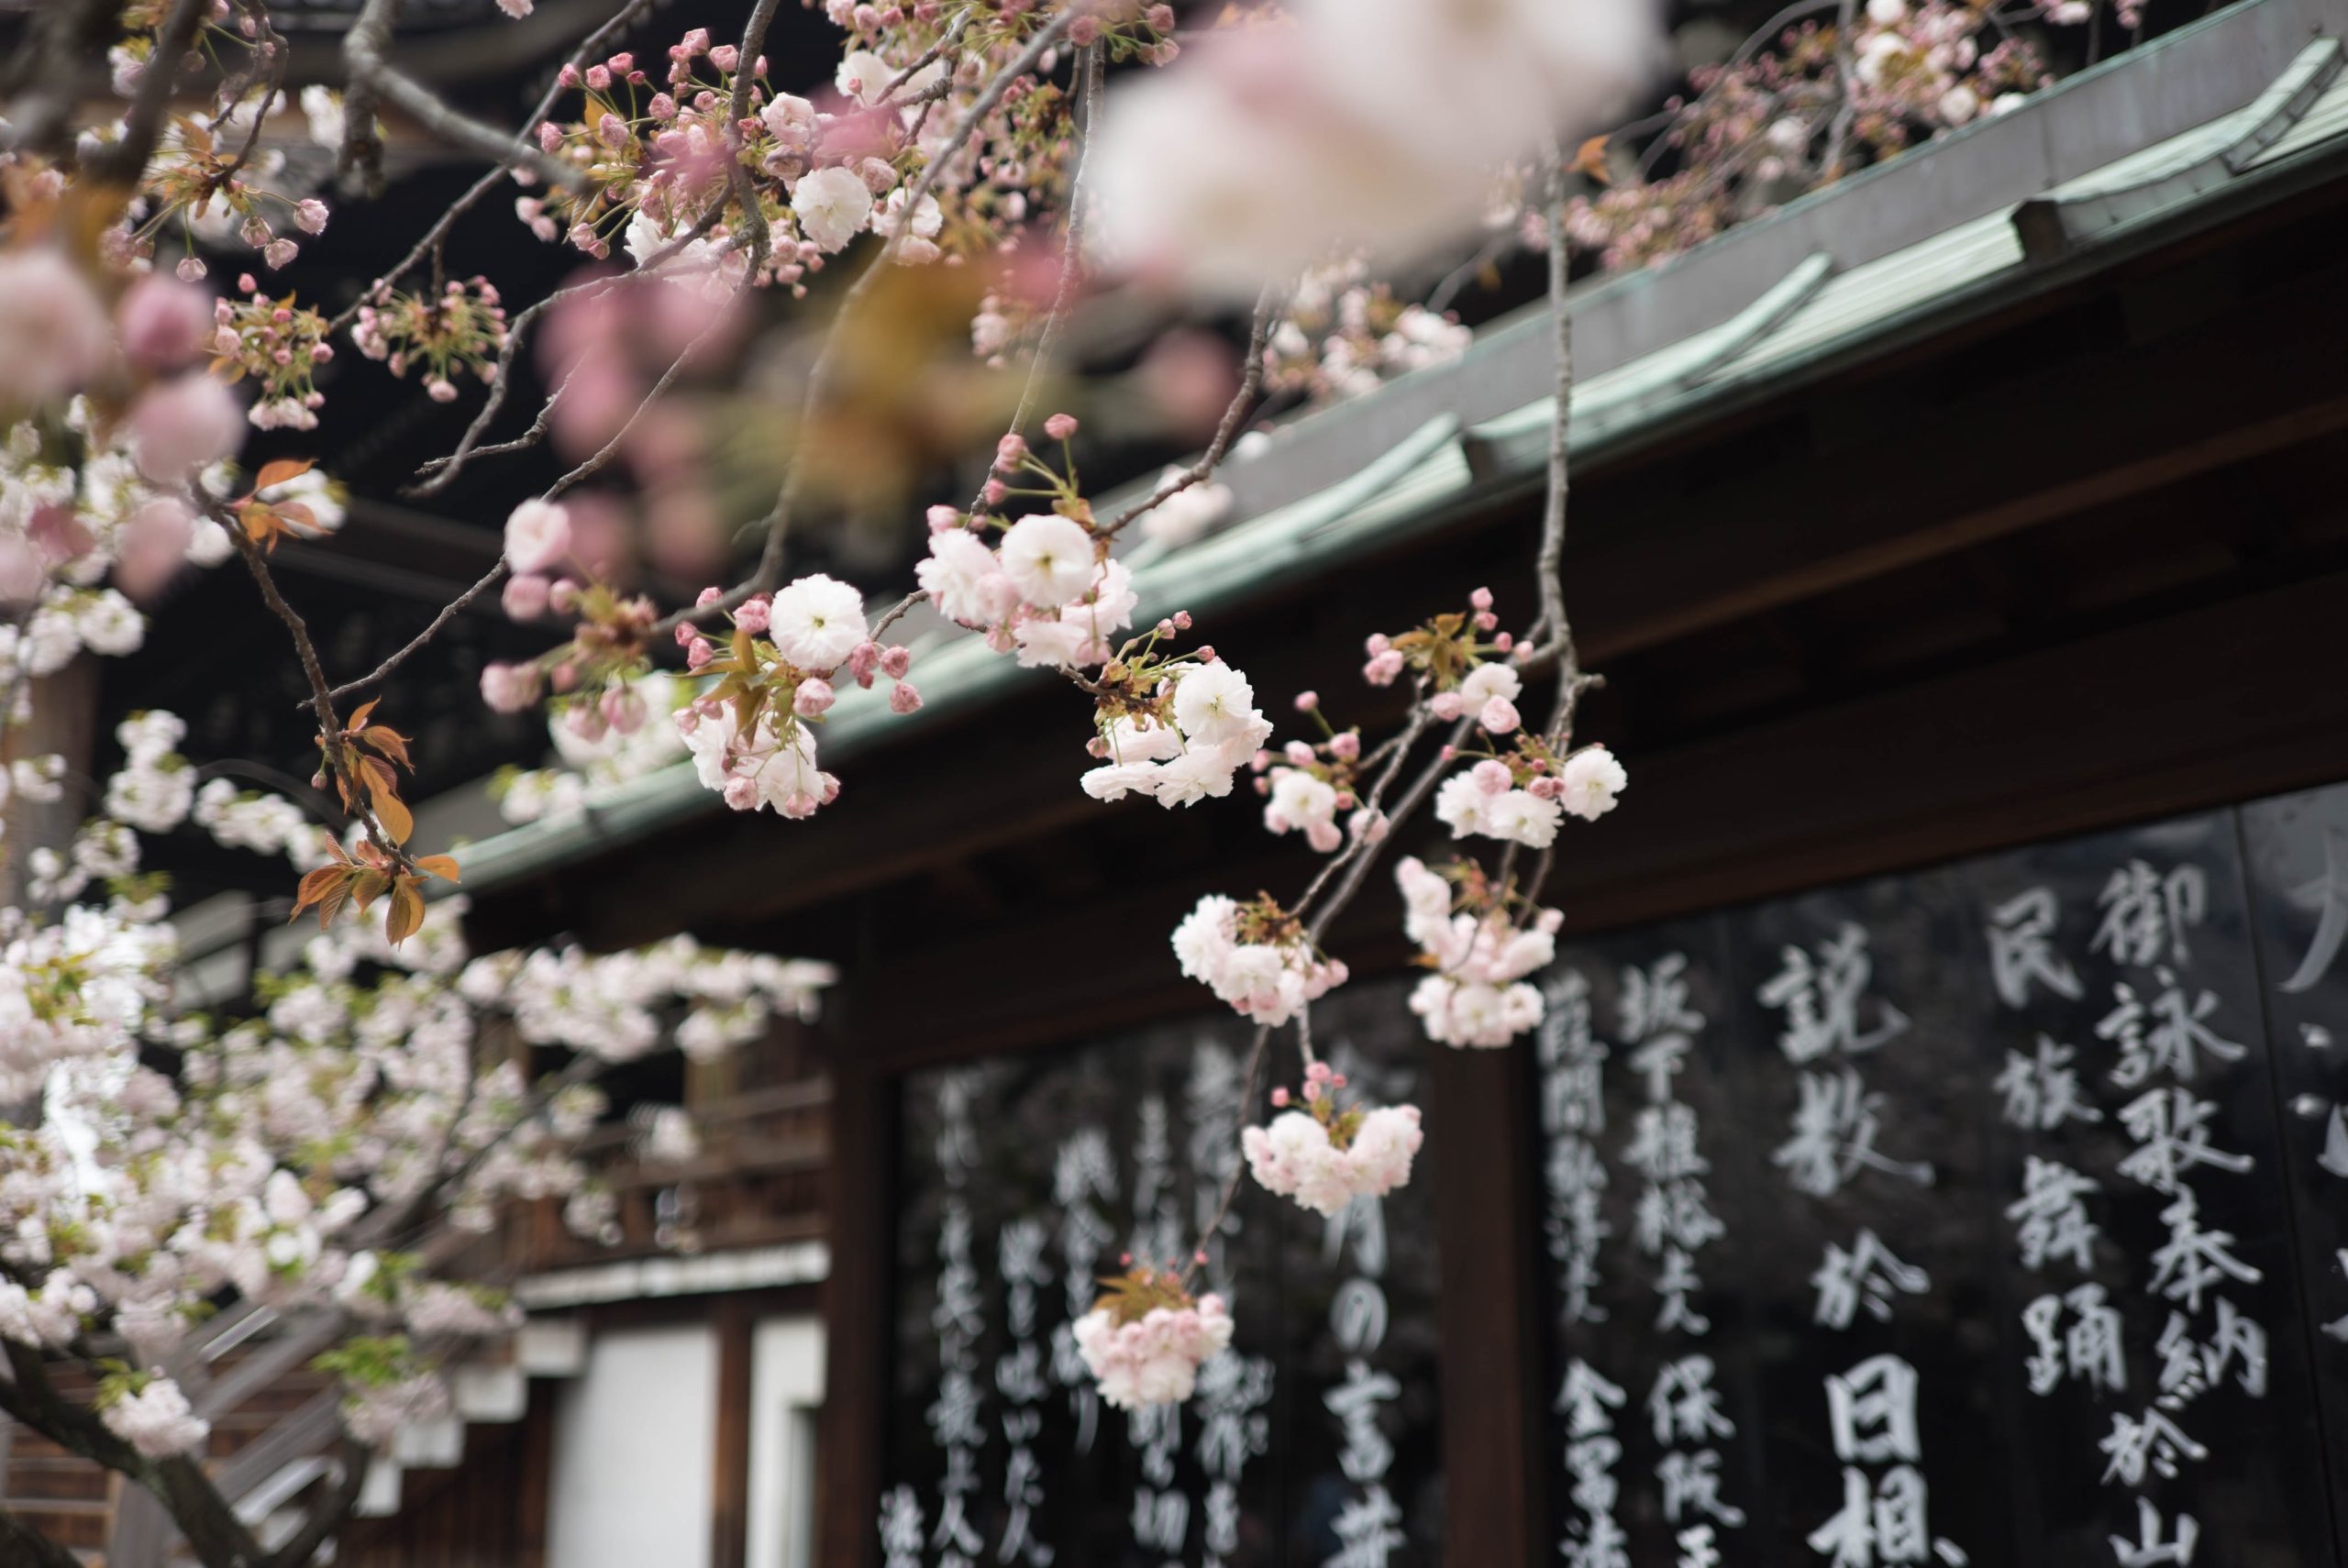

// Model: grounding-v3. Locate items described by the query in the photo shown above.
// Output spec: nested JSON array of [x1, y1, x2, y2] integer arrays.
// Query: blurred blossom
[[1137, 329, 1242, 441], [1091, 0, 1665, 295], [0, 250, 114, 406]]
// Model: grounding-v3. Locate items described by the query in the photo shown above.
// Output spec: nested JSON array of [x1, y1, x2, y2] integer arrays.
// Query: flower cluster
[[208, 277, 334, 430], [920, 421, 1274, 806], [1559, 0, 2048, 272], [350, 278, 510, 404], [1398, 855, 1563, 1048], [119, 88, 331, 277], [1171, 892, 1346, 1026], [480, 500, 665, 730], [674, 573, 919, 818], [1072, 1265, 1235, 1410], [1264, 259, 1472, 405], [96, 1370, 211, 1459], [1252, 691, 1364, 853], [1435, 739, 1626, 851], [1242, 1062, 1423, 1217]]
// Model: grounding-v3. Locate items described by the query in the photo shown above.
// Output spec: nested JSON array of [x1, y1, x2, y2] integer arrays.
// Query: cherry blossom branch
[[751, 10, 1080, 591], [1526, 148, 1599, 739], [985, 40, 1102, 472], [83, 0, 211, 188], [1178, 1021, 1273, 1290], [341, 0, 590, 195], [0, 1506, 83, 1568], [324, 561, 508, 705], [224, 514, 409, 870], [1101, 287, 1279, 537], [327, 0, 664, 335], [261, 1437, 371, 1568]]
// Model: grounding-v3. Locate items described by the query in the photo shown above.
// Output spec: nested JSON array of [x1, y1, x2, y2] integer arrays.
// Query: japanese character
[[1993, 1035, 2101, 1131], [2090, 860, 2205, 970], [1759, 924, 1911, 1064], [1812, 1228, 1931, 1331], [2117, 1088, 2254, 1194], [1987, 888, 2084, 1010], [2145, 1188, 2262, 1315], [2098, 1408, 2208, 1486], [1825, 1355, 1921, 1465], [2005, 1157, 2101, 1274], [2099, 972, 2244, 1088]]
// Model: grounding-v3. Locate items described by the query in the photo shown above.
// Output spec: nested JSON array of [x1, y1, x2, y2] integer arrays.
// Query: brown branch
[[1102, 287, 1279, 537], [737, 8, 1078, 599], [225, 513, 406, 869], [328, 0, 664, 334], [83, 0, 211, 188], [342, 0, 588, 195], [1178, 1021, 1273, 1291], [971, 38, 1102, 507], [0, 1506, 83, 1568], [326, 559, 509, 705]]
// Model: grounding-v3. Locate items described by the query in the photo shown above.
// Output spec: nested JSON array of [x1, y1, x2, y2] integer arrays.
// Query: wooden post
[[814, 1059, 892, 1568], [1426, 1038, 1545, 1567], [711, 1297, 753, 1568]]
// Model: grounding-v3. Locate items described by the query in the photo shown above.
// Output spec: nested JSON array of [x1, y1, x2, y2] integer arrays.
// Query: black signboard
[[886, 991, 1442, 1568], [1534, 800, 2345, 1566]]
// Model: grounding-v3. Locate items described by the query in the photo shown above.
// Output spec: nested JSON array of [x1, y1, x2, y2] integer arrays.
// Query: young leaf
[[371, 788, 414, 846], [252, 457, 316, 492], [384, 878, 426, 946], [414, 855, 461, 883]]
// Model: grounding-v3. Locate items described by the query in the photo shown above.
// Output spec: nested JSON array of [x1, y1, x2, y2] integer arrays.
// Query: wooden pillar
[[1426, 1039, 1545, 1567], [814, 1059, 892, 1568], [711, 1297, 754, 1568]]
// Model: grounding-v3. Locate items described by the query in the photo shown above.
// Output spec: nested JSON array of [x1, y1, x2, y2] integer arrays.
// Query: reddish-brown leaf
[[253, 458, 315, 492], [384, 878, 426, 946], [414, 854, 461, 883]]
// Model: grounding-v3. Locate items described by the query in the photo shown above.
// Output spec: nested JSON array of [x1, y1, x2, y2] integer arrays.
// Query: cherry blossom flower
[[1396, 855, 1563, 1047], [792, 166, 875, 254], [1073, 1275, 1235, 1410], [504, 500, 571, 573], [99, 1375, 210, 1459], [0, 250, 113, 406], [1243, 1064, 1423, 1216], [767, 573, 867, 669], [1171, 892, 1346, 1026]]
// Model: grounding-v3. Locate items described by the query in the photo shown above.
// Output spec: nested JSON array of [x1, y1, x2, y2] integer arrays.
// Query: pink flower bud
[[295, 199, 329, 235], [175, 256, 206, 282], [1480, 696, 1521, 734], [1473, 758, 1512, 795], [550, 661, 581, 693], [686, 637, 715, 669], [1292, 690, 1319, 712], [879, 645, 911, 679], [601, 683, 647, 734], [926, 504, 959, 532], [735, 595, 772, 634], [1493, 631, 1513, 653], [1283, 740, 1315, 767], [1469, 586, 1493, 611], [1365, 632, 1390, 656], [502, 572, 551, 620], [1330, 732, 1360, 760], [994, 432, 1027, 469], [847, 640, 880, 687], [549, 579, 582, 613], [793, 679, 836, 716], [1362, 649, 1404, 686], [711, 44, 739, 71], [1044, 412, 1079, 439], [723, 775, 759, 811], [1429, 690, 1464, 720], [1270, 1088, 1290, 1107], [695, 585, 724, 607], [479, 661, 542, 712], [889, 681, 922, 714]]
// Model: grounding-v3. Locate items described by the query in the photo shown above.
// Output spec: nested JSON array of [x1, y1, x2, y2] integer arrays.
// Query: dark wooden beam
[[1427, 1040, 1545, 1568], [710, 1297, 753, 1568], [814, 1059, 892, 1568]]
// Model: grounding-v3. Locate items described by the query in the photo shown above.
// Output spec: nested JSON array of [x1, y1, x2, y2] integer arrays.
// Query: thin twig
[[342, 0, 588, 193], [327, 560, 509, 704], [83, 0, 210, 187], [328, 0, 664, 335], [1101, 288, 1279, 537]]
